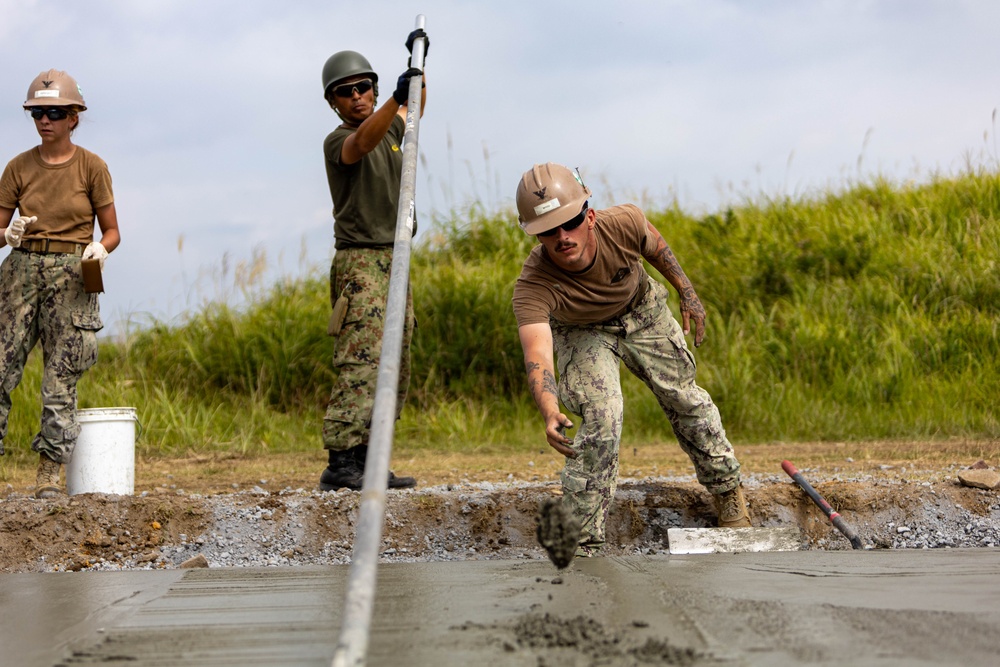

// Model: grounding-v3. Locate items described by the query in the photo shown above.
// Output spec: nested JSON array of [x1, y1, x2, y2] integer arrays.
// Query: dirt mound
[[2, 464, 998, 573]]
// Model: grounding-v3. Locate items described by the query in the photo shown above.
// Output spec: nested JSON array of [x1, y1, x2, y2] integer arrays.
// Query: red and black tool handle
[[782, 460, 863, 550]]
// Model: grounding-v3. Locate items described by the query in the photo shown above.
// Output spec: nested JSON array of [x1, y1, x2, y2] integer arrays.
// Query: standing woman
[[0, 69, 120, 498]]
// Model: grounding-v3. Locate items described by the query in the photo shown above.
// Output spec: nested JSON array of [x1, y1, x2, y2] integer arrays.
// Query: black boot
[[319, 449, 364, 491], [352, 445, 417, 489]]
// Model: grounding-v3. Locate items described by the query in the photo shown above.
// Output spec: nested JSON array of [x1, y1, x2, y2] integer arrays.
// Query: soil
[[2, 443, 999, 573]]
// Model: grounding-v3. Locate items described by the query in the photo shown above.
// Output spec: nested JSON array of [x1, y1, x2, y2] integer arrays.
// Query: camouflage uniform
[[0, 249, 101, 463], [322, 246, 413, 452], [552, 277, 739, 548]]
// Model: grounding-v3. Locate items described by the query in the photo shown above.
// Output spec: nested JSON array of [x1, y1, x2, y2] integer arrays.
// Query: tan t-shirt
[[512, 204, 658, 326], [0, 146, 114, 245]]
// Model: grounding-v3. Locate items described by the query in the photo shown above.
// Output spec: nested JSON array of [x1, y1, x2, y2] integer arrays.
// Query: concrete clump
[[534, 497, 581, 569]]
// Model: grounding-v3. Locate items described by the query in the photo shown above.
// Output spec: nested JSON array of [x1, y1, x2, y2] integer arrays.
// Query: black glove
[[405, 29, 429, 56], [393, 67, 423, 105]]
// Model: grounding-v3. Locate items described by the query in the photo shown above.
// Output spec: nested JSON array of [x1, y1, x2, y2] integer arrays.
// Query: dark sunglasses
[[537, 206, 589, 237], [29, 107, 70, 121], [332, 79, 374, 98]]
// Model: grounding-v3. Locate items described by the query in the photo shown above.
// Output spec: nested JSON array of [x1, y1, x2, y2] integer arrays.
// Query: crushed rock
[[2, 467, 999, 573]]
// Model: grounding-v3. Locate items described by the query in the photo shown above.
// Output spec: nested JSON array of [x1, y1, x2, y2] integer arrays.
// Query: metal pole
[[331, 14, 427, 667]]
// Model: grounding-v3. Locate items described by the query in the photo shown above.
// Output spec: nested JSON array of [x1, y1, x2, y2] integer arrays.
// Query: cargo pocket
[[328, 294, 349, 336], [561, 469, 590, 494], [668, 325, 697, 372], [71, 311, 102, 373]]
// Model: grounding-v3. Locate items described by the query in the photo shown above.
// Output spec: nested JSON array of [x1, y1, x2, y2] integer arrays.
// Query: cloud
[[1, 0, 998, 332]]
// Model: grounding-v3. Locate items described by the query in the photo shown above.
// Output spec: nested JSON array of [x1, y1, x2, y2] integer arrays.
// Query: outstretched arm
[[643, 221, 707, 347], [518, 322, 576, 457]]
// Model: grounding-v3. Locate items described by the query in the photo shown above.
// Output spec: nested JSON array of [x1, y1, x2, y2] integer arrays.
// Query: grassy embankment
[[2, 170, 999, 485]]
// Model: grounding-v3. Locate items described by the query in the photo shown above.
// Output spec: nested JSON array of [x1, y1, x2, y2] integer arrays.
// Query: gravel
[[16, 468, 1000, 572]]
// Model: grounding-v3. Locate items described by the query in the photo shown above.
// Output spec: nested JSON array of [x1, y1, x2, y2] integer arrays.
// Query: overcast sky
[[1, 0, 997, 334]]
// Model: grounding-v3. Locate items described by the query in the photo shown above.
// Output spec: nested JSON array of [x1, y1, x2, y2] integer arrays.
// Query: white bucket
[[67, 407, 138, 496]]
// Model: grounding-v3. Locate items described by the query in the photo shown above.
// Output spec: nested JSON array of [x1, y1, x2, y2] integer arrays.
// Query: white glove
[[82, 241, 109, 270], [4, 215, 36, 248]]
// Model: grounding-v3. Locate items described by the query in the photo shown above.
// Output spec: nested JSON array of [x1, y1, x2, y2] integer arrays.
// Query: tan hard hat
[[23, 69, 87, 109], [516, 163, 592, 235]]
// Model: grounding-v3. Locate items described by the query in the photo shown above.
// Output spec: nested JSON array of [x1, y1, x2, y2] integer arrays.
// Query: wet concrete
[[3, 550, 999, 666]]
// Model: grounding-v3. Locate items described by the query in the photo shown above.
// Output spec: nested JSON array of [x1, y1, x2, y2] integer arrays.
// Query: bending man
[[512, 163, 750, 557]]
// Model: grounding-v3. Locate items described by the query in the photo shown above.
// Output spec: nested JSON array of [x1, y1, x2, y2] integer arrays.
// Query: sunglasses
[[537, 206, 589, 237], [29, 107, 70, 121], [332, 79, 374, 98]]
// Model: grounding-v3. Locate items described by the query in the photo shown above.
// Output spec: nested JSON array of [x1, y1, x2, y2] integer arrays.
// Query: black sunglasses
[[332, 79, 374, 98], [29, 107, 70, 121], [537, 206, 589, 237]]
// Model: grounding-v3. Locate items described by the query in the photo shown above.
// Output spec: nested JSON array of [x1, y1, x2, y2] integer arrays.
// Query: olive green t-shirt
[[0, 146, 114, 245], [512, 204, 658, 326], [324, 115, 415, 250]]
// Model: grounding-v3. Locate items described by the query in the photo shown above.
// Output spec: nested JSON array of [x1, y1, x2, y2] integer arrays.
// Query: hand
[[4, 215, 35, 248], [392, 67, 423, 105], [405, 28, 429, 60], [545, 414, 577, 459], [82, 241, 109, 270], [678, 290, 707, 347]]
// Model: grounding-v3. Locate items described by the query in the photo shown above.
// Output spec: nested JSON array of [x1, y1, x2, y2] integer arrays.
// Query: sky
[[1, 0, 998, 335]]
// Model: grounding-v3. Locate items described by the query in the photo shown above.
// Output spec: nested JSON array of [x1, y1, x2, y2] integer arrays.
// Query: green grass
[[2, 169, 999, 474]]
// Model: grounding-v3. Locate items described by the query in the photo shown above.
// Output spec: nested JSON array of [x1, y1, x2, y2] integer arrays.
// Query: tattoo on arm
[[524, 358, 559, 410], [653, 236, 685, 282], [542, 369, 558, 399]]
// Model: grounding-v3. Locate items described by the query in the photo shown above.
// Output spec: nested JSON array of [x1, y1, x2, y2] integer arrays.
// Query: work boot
[[714, 484, 752, 527], [35, 453, 63, 499], [352, 445, 417, 490], [319, 449, 364, 491]]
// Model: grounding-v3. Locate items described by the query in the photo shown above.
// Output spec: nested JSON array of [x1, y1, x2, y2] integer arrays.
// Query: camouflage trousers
[[323, 246, 413, 452], [0, 250, 102, 464], [552, 276, 740, 548]]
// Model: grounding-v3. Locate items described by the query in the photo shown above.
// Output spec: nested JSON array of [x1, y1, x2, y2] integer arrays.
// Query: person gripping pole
[[318, 30, 428, 492]]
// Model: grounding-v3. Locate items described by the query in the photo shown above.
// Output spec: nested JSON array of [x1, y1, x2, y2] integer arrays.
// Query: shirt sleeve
[[324, 130, 347, 171], [630, 205, 659, 259], [88, 155, 114, 209], [0, 160, 19, 209]]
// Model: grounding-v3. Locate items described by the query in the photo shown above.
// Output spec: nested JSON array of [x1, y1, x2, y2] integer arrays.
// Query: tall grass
[[2, 170, 998, 472]]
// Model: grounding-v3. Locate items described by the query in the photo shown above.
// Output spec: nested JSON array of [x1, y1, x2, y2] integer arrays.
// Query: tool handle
[[782, 459, 863, 550], [782, 460, 834, 518]]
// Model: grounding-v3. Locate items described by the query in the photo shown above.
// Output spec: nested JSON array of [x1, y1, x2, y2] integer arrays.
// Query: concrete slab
[[0, 570, 184, 667], [3, 549, 999, 666], [667, 526, 802, 554]]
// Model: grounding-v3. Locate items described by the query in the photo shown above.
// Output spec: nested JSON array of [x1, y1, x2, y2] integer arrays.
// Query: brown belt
[[15, 239, 85, 256]]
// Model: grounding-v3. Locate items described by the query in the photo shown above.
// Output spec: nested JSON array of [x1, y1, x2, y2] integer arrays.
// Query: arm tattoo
[[542, 369, 559, 399], [654, 236, 685, 282]]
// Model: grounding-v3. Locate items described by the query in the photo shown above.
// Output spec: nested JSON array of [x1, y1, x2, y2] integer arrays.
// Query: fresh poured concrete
[[4, 550, 999, 666]]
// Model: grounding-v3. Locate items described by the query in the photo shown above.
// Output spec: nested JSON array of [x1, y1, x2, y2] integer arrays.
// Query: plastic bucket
[[66, 407, 138, 496]]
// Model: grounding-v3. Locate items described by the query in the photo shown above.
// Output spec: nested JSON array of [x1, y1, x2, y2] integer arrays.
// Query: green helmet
[[322, 50, 378, 99]]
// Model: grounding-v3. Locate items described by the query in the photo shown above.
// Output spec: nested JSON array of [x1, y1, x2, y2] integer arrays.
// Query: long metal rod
[[330, 15, 427, 667]]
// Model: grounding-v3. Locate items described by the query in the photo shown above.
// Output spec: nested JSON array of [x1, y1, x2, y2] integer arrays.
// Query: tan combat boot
[[35, 453, 63, 499], [714, 484, 751, 527]]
